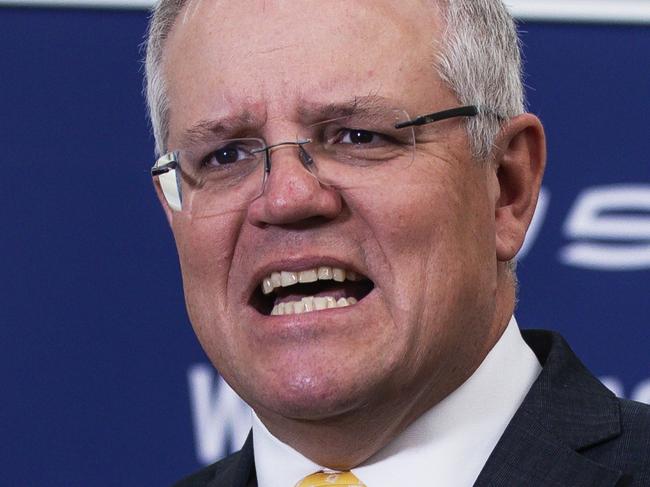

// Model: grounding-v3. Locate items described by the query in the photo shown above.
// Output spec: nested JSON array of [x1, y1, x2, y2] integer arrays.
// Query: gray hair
[[144, 0, 525, 159], [436, 0, 525, 160], [144, 0, 186, 157]]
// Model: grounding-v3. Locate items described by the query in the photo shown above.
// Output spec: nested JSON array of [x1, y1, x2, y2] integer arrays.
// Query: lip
[[243, 255, 371, 305]]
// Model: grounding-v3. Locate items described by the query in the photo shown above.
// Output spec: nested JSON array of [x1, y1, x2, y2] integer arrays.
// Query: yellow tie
[[295, 471, 367, 487]]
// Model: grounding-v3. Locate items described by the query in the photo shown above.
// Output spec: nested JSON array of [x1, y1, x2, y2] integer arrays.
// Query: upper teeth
[[261, 266, 361, 295]]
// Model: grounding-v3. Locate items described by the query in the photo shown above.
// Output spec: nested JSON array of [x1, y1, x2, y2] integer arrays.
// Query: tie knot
[[295, 470, 366, 487]]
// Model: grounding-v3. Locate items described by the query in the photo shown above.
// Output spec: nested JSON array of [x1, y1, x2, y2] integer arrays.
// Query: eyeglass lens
[[156, 108, 416, 218]]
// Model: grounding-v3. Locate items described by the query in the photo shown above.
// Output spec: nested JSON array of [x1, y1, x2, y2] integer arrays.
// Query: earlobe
[[493, 114, 546, 262]]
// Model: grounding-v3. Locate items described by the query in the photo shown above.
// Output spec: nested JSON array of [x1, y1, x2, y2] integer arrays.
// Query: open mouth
[[251, 266, 375, 316]]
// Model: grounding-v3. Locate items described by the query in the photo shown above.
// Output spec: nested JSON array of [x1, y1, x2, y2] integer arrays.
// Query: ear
[[153, 178, 175, 226], [492, 113, 546, 262]]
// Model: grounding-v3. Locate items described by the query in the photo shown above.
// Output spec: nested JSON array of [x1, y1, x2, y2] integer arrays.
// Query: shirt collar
[[253, 316, 541, 487]]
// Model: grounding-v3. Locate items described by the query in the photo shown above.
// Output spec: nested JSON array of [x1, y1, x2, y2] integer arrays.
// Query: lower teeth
[[271, 296, 358, 316]]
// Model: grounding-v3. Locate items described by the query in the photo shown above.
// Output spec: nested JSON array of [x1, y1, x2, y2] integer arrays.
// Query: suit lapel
[[475, 330, 627, 486], [208, 432, 257, 487], [473, 408, 625, 486]]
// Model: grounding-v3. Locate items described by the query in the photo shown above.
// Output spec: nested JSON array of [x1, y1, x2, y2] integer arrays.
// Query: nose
[[247, 144, 343, 227]]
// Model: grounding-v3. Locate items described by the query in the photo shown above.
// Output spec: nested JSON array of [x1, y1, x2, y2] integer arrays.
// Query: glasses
[[151, 105, 478, 218]]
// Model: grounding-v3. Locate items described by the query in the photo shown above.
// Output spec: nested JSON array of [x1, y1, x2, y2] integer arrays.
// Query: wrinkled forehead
[[162, 0, 446, 141], [166, 0, 442, 50]]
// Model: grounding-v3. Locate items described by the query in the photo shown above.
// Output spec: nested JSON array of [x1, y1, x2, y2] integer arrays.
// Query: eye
[[202, 141, 257, 168], [338, 128, 383, 145], [211, 143, 246, 165]]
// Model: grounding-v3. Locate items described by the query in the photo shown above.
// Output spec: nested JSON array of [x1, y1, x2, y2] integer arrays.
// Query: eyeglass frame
[[151, 105, 479, 178], [150, 105, 480, 213]]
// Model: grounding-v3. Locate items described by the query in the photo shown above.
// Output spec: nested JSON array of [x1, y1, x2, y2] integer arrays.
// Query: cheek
[[361, 171, 454, 263], [171, 216, 241, 325], [176, 228, 223, 283], [173, 215, 238, 273], [362, 163, 496, 308]]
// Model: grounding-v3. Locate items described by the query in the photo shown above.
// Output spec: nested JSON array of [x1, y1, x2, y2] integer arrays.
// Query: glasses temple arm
[[151, 160, 178, 177], [394, 105, 479, 129]]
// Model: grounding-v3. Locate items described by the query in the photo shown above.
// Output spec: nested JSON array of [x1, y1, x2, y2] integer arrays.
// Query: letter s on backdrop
[[560, 184, 650, 270]]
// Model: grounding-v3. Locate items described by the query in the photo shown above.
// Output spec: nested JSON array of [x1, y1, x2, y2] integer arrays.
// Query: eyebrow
[[296, 95, 400, 123], [176, 95, 400, 148], [178, 111, 263, 149]]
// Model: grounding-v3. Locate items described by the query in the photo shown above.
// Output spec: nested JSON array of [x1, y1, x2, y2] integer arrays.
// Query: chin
[[245, 365, 376, 421]]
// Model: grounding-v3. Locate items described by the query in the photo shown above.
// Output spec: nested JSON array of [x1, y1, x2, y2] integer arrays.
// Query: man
[[144, 0, 650, 485]]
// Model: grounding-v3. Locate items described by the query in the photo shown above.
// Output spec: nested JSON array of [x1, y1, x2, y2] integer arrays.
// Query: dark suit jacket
[[173, 330, 650, 486]]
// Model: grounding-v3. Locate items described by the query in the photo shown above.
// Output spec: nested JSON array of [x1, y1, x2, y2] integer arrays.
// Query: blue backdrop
[[1, 7, 648, 486]]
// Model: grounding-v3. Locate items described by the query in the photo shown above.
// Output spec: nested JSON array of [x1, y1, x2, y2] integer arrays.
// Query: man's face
[[162, 0, 502, 420]]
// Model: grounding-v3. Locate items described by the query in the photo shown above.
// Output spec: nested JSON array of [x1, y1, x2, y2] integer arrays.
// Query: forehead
[[163, 0, 447, 140]]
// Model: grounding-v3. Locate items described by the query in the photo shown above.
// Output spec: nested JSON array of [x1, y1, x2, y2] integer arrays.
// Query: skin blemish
[[256, 43, 300, 55]]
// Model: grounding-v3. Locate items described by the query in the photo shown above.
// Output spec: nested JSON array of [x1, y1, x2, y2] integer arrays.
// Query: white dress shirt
[[253, 316, 541, 486]]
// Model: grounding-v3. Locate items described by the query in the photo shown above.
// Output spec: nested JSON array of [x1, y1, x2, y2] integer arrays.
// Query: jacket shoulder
[[584, 397, 650, 486], [507, 329, 650, 486], [619, 396, 650, 443]]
